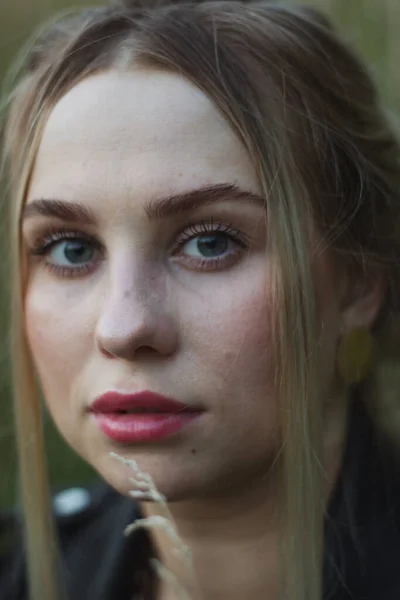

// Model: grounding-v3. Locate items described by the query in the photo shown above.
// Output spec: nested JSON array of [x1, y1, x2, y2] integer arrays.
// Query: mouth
[[90, 390, 205, 443], [114, 408, 195, 414]]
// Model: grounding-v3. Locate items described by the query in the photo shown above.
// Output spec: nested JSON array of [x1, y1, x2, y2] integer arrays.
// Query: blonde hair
[[1, 2, 400, 599]]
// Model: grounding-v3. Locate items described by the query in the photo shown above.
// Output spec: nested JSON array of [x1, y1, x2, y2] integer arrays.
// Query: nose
[[95, 271, 178, 361]]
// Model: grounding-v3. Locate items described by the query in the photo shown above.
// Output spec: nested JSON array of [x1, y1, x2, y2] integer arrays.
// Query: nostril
[[99, 345, 116, 359]]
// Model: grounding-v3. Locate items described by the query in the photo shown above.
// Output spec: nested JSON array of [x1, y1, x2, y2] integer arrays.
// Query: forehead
[[28, 69, 260, 204]]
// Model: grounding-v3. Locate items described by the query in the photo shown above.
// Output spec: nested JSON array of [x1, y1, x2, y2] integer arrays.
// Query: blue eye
[[28, 228, 102, 277], [182, 233, 235, 259], [48, 239, 96, 266], [173, 221, 248, 271]]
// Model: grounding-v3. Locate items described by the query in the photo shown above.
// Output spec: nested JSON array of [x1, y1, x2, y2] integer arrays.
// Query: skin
[[22, 70, 383, 599]]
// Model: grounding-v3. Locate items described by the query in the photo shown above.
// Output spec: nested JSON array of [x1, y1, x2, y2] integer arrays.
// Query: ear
[[339, 267, 387, 333]]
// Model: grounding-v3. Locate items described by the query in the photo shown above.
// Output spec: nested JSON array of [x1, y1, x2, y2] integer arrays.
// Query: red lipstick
[[90, 391, 203, 443]]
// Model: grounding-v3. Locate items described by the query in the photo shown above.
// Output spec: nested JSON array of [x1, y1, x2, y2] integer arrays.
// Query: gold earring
[[336, 327, 374, 384]]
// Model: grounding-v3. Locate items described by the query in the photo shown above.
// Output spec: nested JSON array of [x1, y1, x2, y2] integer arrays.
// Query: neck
[[139, 394, 349, 600], [141, 480, 279, 600]]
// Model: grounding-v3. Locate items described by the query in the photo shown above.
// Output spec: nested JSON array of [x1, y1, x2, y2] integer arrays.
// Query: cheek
[[184, 273, 280, 472], [183, 271, 274, 399], [24, 281, 95, 405]]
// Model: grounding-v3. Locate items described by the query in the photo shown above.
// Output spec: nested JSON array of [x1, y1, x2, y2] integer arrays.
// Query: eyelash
[[175, 217, 249, 271], [173, 220, 248, 270], [28, 227, 102, 278], [177, 220, 243, 242], [27, 220, 248, 277]]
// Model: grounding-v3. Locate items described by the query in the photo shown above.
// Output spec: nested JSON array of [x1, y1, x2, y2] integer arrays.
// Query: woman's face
[[23, 70, 342, 500]]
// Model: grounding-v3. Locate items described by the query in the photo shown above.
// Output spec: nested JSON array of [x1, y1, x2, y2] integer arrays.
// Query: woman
[[1, 1, 400, 599]]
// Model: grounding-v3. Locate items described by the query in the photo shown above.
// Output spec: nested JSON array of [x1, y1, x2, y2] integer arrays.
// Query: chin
[[95, 451, 204, 503]]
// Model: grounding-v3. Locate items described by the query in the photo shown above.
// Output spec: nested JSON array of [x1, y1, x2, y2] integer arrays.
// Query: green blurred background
[[0, 0, 399, 509]]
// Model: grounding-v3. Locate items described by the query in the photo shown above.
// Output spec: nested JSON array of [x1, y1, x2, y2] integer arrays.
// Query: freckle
[[191, 448, 197, 455], [123, 290, 131, 299]]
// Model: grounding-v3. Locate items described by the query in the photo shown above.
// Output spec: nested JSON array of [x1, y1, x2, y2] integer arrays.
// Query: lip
[[90, 390, 204, 443]]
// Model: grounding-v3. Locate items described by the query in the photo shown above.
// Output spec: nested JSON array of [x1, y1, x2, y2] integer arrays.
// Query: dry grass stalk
[[110, 452, 201, 600]]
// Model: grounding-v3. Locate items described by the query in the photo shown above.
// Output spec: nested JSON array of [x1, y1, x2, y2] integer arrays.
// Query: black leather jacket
[[1, 398, 400, 599]]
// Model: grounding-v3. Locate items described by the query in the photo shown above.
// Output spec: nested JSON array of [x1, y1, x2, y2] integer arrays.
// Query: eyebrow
[[22, 183, 264, 224], [22, 199, 96, 225]]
